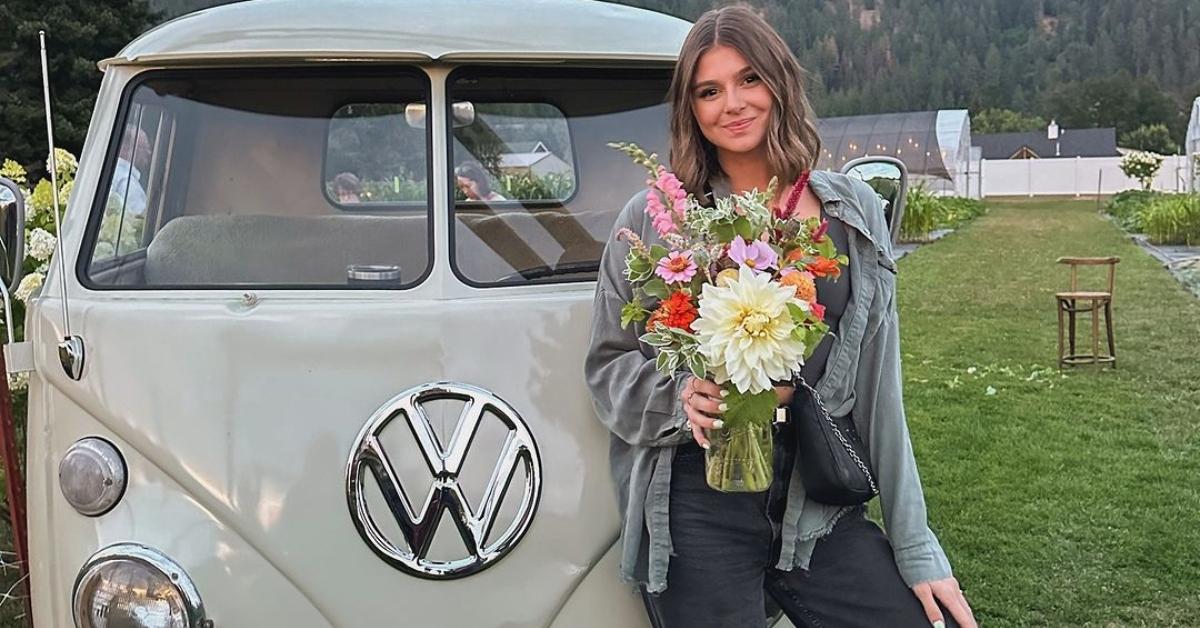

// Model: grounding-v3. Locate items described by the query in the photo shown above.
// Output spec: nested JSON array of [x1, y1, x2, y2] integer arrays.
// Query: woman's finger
[[911, 583, 945, 627], [685, 404, 722, 430], [689, 391, 725, 417], [692, 378, 724, 399], [688, 419, 709, 448], [937, 588, 977, 628]]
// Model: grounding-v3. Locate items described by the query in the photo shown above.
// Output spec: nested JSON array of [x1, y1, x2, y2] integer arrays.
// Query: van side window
[[93, 104, 168, 262], [453, 103, 575, 203], [448, 67, 672, 286], [325, 103, 427, 206], [81, 67, 433, 289]]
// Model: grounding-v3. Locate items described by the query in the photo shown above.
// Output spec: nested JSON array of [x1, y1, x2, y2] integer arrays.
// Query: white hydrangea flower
[[15, 272, 44, 302], [28, 227, 57, 262], [692, 265, 806, 394]]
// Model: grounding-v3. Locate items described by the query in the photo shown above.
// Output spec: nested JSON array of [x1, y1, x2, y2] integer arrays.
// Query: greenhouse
[[816, 109, 972, 195], [1188, 96, 1199, 192]]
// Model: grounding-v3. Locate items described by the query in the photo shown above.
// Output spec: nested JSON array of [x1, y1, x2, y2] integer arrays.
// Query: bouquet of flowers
[[608, 142, 847, 492]]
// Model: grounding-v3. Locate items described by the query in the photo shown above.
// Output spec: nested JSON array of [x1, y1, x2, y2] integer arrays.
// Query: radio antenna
[[39, 30, 84, 380]]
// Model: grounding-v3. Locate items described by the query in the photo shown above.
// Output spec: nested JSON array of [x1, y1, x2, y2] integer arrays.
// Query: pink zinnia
[[728, 236, 778, 273], [655, 250, 698, 284]]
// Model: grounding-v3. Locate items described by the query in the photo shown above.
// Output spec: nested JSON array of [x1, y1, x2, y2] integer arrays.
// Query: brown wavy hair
[[666, 4, 822, 199]]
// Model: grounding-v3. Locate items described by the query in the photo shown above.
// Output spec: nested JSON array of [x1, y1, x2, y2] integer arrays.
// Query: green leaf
[[649, 244, 670, 262], [655, 350, 671, 373], [720, 387, 779, 430], [787, 302, 809, 324], [640, 330, 672, 348], [734, 216, 754, 240], [713, 223, 736, 242], [620, 301, 648, 329], [643, 277, 669, 299], [688, 356, 706, 379]]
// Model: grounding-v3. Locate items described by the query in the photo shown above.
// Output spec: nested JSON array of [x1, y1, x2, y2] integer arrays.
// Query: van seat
[[144, 214, 428, 285]]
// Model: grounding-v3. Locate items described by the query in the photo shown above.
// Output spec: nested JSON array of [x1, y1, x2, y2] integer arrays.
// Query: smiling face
[[690, 44, 774, 159]]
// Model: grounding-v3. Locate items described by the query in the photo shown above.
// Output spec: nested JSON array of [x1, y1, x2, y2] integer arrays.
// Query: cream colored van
[[0, 1, 906, 625]]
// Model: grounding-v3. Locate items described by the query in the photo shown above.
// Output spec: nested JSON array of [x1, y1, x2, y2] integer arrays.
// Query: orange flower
[[780, 270, 817, 302], [806, 256, 841, 279], [648, 291, 699, 332], [784, 248, 805, 263]]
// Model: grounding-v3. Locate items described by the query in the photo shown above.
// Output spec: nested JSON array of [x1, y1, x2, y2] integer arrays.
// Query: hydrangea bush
[[0, 148, 76, 389], [1119, 150, 1165, 191]]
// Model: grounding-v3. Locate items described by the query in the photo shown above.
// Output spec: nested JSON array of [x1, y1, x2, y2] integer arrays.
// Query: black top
[[796, 204, 851, 385]]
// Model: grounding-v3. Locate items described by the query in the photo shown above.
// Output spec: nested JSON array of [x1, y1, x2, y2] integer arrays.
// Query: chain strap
[[793, 375, 878, 495]]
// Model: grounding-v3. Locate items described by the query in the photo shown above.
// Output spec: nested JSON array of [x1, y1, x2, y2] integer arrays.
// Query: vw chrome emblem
[[346, 382, 542, 579]]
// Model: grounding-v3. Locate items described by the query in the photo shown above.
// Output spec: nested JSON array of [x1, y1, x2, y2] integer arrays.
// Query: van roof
[[102, 0, 693, 69]]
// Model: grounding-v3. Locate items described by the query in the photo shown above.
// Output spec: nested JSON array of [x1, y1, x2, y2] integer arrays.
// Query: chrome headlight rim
[[72, 543, 207, 628], [58, 436, 128, 517]]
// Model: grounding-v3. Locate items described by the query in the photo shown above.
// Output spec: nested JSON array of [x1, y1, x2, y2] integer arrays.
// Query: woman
[[454, 160, 507, 202], [584, 6, 976, 628]]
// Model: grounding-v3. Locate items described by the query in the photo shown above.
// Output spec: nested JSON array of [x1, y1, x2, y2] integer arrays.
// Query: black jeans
[[641, 436, 960, 628]]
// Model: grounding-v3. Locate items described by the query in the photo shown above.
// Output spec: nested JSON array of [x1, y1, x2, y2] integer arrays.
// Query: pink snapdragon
[[644, 167, 689, 237], [655, 250, 698, 283], [728, 236, 778, 273]]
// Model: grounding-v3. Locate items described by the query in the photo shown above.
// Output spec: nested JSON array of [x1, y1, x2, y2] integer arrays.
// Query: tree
[[972, 108, 1048, 134], [1039, 72, 1185, 141], [0, 0, 158, 179], [1119, 124, 1179, 155]]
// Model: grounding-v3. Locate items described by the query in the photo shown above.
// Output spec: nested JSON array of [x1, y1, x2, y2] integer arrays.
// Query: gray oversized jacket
[[584, 169, 953, 594]]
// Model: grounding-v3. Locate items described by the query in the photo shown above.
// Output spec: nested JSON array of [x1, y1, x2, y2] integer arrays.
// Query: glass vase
[[704, 421, 773, 493]]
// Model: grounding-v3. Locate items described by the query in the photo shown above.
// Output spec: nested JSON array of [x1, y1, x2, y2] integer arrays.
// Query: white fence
[[978, 155, 1195, 198]]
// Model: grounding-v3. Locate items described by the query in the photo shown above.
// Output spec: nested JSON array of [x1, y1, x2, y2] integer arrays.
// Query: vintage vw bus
[[0, 1, 906, 626]]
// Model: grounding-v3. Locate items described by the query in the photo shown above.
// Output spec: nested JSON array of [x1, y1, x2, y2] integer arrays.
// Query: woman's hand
[[681, 378, 797, 446], [911, 577, 977, 628], [680, 377, 725, 448]]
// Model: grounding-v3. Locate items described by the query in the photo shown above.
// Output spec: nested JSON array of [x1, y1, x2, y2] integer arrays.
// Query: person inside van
[[333, 171, 364, 204], [109, 125, 151, 216], [585, 6, 977, 628], [454, 160, 507, 202]]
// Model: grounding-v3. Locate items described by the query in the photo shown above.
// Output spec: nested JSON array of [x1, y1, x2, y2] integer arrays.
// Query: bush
[[900, 184, 939, 242], [1104, 190, 1163, 233], [1119, 123, 1178, 156], [1141, 194, 1200, 245], [1119, 151, 1165, 190], [899, 184, 985, 242], [938, 196, 988, 228], [497, 171, 575, 200]]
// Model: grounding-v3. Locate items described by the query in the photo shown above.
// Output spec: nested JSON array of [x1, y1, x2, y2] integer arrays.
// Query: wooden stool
[[1055, 256, 1119, 369]]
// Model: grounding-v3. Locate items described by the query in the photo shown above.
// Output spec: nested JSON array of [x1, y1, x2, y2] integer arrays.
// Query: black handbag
[[789, 375, 879, 506]]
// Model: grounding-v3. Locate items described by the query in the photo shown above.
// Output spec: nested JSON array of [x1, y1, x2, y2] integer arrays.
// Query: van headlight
[[73, 544, 209, 628]]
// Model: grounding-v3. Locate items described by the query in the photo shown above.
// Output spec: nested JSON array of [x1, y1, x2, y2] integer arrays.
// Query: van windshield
[[448, 66, 672, 286], [81, 67, 432, 289]]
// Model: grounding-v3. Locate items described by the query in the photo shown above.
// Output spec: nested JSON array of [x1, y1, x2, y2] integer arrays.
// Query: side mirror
[[0, 178, 25, 295], [404, 101, 476, 129], [841, 156, 908, 245]]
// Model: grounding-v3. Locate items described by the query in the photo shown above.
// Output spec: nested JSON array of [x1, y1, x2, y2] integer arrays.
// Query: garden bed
[[1104, 190, 1200, 298]]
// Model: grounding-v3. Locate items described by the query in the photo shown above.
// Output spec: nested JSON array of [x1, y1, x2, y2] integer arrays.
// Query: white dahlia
[[692, 266, 806, 394]]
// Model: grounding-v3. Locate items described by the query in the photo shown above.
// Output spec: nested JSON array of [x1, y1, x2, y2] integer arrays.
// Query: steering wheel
[[496, 260, 601, 283]]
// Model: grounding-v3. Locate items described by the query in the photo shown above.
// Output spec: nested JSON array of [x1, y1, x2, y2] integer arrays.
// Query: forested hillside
[[148, 0, 1200, 144], [607, 0, 1199, 143]]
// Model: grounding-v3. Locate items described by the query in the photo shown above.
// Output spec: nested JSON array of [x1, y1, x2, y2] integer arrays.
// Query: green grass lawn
[[1, 198, 1196, 627], [895, 198, 1200, 627]]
